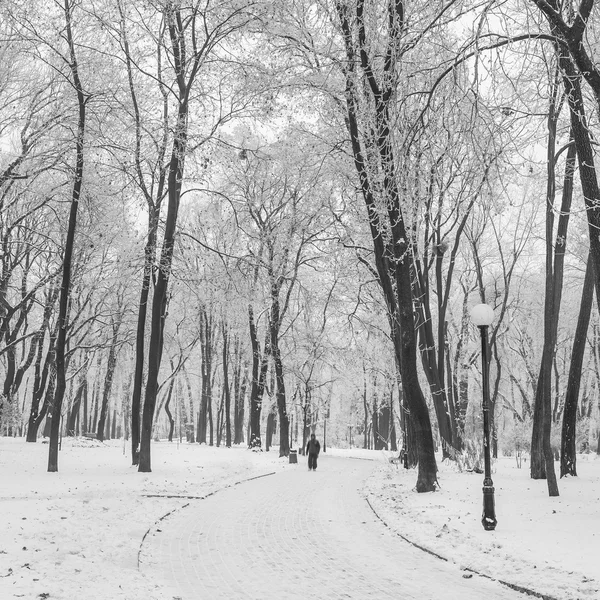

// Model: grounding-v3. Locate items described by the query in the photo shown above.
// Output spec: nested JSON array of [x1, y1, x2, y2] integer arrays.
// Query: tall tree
[[334, 0, 439, 490], [529, 67, 567, 497], [47, 0, 88, 472], [114, 0, 169, 465], [530, 0, 600, 488], [139, 1, 259, 471]]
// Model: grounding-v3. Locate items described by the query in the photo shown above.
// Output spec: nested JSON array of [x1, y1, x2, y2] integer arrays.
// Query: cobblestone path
[[140, 454, 528, 599]]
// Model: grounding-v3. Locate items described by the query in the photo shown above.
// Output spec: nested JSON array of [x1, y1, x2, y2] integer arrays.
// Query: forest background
[[1, 0, 600, 497]]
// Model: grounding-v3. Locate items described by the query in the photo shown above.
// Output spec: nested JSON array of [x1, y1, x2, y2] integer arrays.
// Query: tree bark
[[561, 257, 594, 476], [265, 410, 276, 451], [138, 1, 224, 469], [197, 305, 215, 444], [48, 0, 86, 472], [164, 375, 176, 442], [183, 367, 195, 442], [130, 219, 158, 462], [26, 329, 56, 442], [389, 386, 397, 452], [66, 356, 88, 436], [232, 338, 246, 445], [336, 1, 438, 490], [116, 0, 166, 465], [248, 305, 268, 448], [362, 367, 368, 450], [97, 314, 122, 442], [531, 65, 573, 497], [413, 261, 455, 456], [139, 98, 185, 470], [552, 27, 600, 479], [222, 322, 232, 447], [372, 391, 380, 450], [26, 290, 57, 441]]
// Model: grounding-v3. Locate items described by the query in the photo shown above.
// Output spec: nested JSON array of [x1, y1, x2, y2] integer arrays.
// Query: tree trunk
[[121, 371, 132, 441], [111, 408, 117, 440], [379, 404, 390, 450], [91, 373, 100, 435], [197, 305, 215, 445], [48, 0, 86, 473], [362, 367, 368, 449], [302, 393, 310, 455], [198, 354, 208, 444], [164, 375, 175, 442], [130, 220, 157, 462], [183, 367, 195, 443], [273, 350, 289, 455], [26, 322, 56, 442], [28, 365, 55, 442], [248, 305, 268, 448], [552, 39, 600, 481], [208, 376, 214, 447], [413, 262, 455, 456], [139, 4, 204, 471], [216, 386, 224, 447], [337, 3, 437, 490], [232, 338, 246, 445], [3, 315, 40, 428], [97, 316, 121, 442], [116, 1, 165, 464], [66, 361, 88, 437], [372, 388, 380, 450], [389, 386, 397, 452], [222, 322, 232, 447], [265, 410, 276, 451], [139, 102, 185, 469], [531, 67, 574, 498], [561, 257, 594, 476], [399, 386, 418, 468], [82, 367, 89, 435]]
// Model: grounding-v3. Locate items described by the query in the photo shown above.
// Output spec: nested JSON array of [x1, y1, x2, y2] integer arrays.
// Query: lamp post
[[470, 303, 498, 531]]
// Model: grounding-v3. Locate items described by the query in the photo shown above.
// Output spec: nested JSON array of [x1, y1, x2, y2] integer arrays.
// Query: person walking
[[306, 433, 320, 471]]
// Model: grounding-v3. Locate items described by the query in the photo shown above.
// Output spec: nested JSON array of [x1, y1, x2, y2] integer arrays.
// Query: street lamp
[[470, 303, 498, 531]]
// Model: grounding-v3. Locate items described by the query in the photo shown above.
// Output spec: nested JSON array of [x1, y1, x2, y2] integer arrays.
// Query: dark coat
[[306, 438, 320, 455]]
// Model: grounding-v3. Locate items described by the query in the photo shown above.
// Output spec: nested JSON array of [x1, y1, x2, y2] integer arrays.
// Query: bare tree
[[138, 1, 260, 471]]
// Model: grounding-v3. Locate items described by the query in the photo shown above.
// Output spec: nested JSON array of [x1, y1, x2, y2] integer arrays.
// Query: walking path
[[139, 454, 530, 599]]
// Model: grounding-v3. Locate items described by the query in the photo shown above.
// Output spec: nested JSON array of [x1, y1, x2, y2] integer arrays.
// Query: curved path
[[140, 455, 527, 599]]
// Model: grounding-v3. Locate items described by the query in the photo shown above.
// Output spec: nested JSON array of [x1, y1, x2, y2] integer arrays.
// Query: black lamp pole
[[401, 399, 409, 469], [479, 323, 497, 531]]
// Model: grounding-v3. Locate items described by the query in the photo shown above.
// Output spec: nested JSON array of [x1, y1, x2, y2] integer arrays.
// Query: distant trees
[[201, 132, 338, 456], [3, 0, 600, 494]]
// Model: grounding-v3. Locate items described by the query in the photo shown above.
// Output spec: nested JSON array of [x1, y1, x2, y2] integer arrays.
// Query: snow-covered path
[[140, 454, 527, 599]]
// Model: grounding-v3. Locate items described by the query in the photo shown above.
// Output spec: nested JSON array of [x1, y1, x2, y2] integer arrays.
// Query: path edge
[[136, 470, 277, 569], [365, 496, 560, 600]]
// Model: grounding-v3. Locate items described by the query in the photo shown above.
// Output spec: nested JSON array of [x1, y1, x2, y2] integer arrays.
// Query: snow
[[0, 437, 287, 600], [1, 437, 598, 599], [365, 452, 600, 600]]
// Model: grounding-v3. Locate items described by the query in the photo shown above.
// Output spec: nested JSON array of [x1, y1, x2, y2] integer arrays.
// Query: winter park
[[2, 1, 600, 599]]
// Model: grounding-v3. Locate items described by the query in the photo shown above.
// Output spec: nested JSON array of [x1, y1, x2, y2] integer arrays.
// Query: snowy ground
[[365, 451, 600, 600], [0, 437, 598, 600], [0, 437, 288, 600]]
